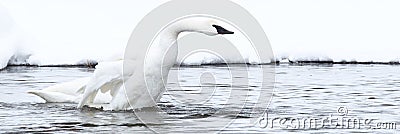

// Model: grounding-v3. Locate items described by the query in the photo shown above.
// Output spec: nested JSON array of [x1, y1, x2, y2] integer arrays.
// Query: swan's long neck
[[145, 21, 193, 78], [154, 20, 199, 65], [163, 20, 198, 38], [143, 19, 213, 101]]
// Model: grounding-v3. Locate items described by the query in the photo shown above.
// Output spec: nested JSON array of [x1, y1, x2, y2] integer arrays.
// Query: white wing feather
[[77, 60, 125, 108]]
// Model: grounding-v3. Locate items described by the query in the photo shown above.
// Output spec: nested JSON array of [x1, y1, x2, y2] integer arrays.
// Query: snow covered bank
[[0, 4, 33, 70], [0, 4, 16, 69], [1, 1, 400, 68]]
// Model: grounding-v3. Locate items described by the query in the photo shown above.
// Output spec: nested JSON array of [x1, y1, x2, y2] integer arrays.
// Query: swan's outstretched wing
[[77, 60, 127, 108], [27, 77, 90, 103]]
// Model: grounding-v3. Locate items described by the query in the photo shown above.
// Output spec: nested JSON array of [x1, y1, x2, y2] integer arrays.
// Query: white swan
[[28, 17, 234, 110]]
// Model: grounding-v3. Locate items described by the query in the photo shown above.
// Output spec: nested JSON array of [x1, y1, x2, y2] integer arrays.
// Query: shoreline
[[278, 60, 400, 65], [1, 61, 400, 71]]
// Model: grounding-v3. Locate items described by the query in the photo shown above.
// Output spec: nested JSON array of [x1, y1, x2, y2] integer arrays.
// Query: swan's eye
[[212, 25, 234, 34]]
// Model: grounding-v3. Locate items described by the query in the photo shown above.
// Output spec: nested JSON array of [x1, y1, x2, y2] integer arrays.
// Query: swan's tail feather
[[27, 90, 77, 103], [27, 77, 90, 103]]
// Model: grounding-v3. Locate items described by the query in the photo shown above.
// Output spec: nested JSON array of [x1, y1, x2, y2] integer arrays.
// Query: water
[[0, 65, 399, 133]]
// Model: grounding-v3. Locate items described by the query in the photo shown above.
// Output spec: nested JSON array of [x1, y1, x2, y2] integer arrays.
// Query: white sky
[[236, 0, 400, 61], [1, 0, 400, 63]]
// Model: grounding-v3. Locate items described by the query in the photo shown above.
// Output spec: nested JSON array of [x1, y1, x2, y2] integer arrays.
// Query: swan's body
[[28, 17, 233, 110]]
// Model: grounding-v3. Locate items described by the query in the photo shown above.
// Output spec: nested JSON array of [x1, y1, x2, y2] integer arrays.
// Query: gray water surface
[[0, 65, 399, 133]]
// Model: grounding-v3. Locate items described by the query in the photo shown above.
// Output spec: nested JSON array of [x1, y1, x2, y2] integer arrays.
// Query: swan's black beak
[[212, 25, 234, 34]]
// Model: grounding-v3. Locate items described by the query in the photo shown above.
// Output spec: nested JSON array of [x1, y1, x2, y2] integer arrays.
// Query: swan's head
[[172, 17, 234, 36]]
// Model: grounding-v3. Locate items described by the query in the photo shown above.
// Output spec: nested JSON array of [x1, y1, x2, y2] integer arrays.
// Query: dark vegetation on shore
[[2, 60, 400, 71]]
